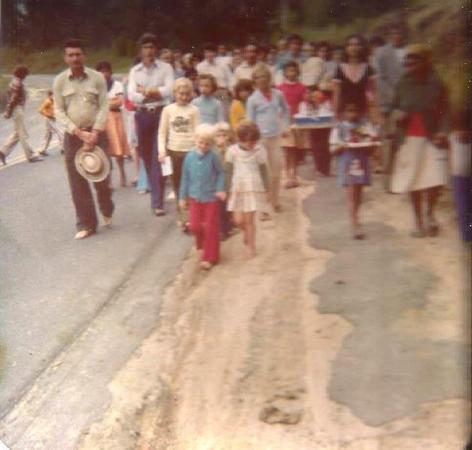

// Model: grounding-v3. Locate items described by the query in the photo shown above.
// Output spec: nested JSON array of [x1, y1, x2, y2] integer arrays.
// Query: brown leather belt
[[136, 105, 163, 113]]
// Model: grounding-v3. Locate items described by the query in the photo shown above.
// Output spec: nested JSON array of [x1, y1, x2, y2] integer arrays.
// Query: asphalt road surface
[[0, 74, 191, 418]]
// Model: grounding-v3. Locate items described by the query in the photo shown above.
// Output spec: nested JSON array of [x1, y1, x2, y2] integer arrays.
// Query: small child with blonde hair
[[180, 124, 226, 270], [225, 121, 269, 258], [158, 77, 200, 226]]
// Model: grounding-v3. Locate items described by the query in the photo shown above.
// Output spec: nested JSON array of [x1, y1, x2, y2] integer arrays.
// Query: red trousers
[[189, 199, 220, 263]]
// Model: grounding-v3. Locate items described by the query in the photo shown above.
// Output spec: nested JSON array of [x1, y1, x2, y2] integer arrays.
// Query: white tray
[[347, 141, 381, 148]]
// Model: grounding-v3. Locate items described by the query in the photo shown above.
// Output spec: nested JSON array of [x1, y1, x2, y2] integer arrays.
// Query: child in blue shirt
[[180, 123, 226, 270], [191, 74, 224, 124]]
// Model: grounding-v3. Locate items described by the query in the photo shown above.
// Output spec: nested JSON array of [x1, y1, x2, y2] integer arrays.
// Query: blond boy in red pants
[[179, 124, 226, 270]]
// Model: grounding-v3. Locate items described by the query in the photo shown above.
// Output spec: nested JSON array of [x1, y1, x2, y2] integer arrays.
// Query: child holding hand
[[330, 102, 377, 239], [214, 122, 233, 239], [179, 124, 226, 270], [226, 121, 270, 258]]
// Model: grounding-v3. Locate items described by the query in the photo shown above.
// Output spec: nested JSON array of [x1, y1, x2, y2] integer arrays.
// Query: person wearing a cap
[[53, 38, 113, 240], [127, 33, 175, 216], [390, 44, 450, 238]]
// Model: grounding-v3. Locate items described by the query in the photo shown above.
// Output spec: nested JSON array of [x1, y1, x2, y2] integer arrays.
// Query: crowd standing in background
[[2, 24, 470, 262]]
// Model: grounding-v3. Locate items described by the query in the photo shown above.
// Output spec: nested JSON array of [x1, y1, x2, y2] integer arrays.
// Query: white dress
[[226, 144, 269, 213]]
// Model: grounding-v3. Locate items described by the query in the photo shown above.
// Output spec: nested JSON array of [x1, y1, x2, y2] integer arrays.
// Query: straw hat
[[75, 145, 111, 183]]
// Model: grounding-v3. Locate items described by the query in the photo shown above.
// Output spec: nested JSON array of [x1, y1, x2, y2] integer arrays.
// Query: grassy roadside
[[0, 47, 135, 76]]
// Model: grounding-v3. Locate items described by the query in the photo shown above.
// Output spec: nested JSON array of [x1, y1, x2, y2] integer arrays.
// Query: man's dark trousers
[[135, 109, 165, 210], [64, 132, 114, 232]]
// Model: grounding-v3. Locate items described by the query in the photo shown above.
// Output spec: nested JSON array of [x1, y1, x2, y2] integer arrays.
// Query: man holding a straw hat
[[53, 38, 114, 240]]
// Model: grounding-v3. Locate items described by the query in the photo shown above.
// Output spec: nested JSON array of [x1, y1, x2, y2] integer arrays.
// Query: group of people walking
[[2, 23, 470, 268]]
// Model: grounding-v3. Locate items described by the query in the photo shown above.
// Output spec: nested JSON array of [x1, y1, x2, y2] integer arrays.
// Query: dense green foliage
[[1, 0, 281, 51]]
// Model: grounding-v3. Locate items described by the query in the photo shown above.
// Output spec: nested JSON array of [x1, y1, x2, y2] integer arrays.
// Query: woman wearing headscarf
[[390, 44, 450, 237]]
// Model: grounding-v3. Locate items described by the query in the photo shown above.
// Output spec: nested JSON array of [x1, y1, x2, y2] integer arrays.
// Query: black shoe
[[28, 155, 43, 163], [0, 152, 6, 166]]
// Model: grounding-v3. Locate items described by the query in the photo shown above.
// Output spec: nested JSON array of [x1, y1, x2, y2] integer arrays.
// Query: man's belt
[[136, 105, 164, 113]]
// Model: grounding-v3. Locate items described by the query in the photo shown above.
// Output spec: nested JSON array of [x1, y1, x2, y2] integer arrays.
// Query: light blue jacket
[[180, 149, 226, 203], [246, 89, 290, 138]]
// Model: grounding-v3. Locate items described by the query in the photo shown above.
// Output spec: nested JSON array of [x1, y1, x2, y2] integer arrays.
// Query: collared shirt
[[180, 149, 226, 202], [191, 95, 224, 124], [246, 88, 290, 138], [196, 59, 233, 89], [372, 43, 406, 112], [127, 60, 175, 108], [53, 67, 108, 134], [301, 57, 326, 87], [216, 55, 233, 68], [233, 61, 267, 84]]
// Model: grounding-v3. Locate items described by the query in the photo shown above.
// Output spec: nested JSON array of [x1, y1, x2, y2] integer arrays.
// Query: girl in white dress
[[226, 121, 269, 258]]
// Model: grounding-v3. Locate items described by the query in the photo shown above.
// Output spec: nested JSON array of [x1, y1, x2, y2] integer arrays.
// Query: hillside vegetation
[[0, 0, 468, 110], [287, 0, 468, 110]]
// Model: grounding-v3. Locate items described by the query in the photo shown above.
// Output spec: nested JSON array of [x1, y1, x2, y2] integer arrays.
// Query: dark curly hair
[[13, 65, 29, 79]]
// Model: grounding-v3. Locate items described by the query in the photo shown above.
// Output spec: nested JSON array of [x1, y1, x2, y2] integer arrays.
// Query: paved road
[[0, 75, 58, 167], [303, 173, 471, 427], [0, 75, 192, 418]]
